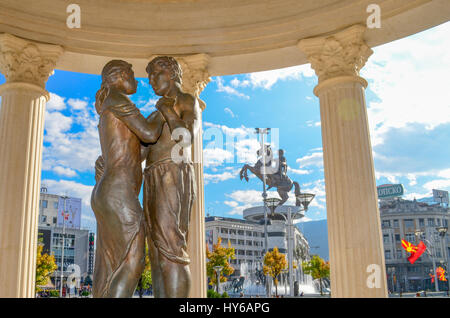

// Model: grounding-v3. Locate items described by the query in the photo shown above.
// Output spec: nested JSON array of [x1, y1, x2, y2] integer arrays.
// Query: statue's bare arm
[[104, 91, 165, 144]]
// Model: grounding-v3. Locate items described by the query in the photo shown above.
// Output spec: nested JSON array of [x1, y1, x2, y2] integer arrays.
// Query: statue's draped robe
[[91, 101, 145, 297]]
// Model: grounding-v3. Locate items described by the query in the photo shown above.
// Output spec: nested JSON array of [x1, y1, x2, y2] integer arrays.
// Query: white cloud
[[224, 107, 235, 118], [53, 166, 77, 177], [215, 77, 250, 99], [306, 120, 321, 127], [362, 22, 450, 147], [288, 167, 311, 175], [247, 64, 314, 89], [230, 78, 250, 88], [204, 171, 236, 184], [423, 179, 450, 192], [296, 152, 323, 168], [43, 93, 100, 174], [67, 98, 88, 110], [203, 148, 234, 167], [224, 201, 239, 208], [46, 93, 66, 111]]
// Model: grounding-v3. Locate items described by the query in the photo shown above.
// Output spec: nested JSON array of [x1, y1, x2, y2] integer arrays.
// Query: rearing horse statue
[[239, 146, 301, 208]]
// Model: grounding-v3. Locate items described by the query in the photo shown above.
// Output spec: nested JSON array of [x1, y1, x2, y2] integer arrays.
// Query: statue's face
[[120, 66, 138, 95], [148, 62, 172, 96]]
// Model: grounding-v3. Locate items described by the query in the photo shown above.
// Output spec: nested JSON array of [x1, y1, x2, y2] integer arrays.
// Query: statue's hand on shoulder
[[155, 96, 175, 112]]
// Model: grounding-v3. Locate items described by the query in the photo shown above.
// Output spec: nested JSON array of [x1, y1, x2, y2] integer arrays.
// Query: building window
[[383, 234, 390, 244], [444, 219, 448, 227], [393, 220, 399, 228], [436, 219, 441, 226], [41, 215, 47, 223], [419, 219, 425, 227], [42, 200, 48, 208], [396, 249, 402, 259], [385, 250, 391, 259], [238, 230, 244, 235], [427, 218, 435, 227], [395, 234, 401, 242], [405, 233, 415, 242], [404, 219, 414, 228], [53, 217, 57, 224], [382, 220, 391, 229], [53, 201, 58, 209], [246, 231, 252, 236]]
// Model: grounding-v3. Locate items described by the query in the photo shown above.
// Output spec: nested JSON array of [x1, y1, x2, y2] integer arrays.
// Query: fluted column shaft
[[0, 34, 62, 298], [298, 25, 387, 298], [173, 54, 210, 298]]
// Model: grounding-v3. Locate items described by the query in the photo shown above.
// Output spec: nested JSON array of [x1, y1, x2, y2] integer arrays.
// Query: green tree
[[263, 247, 287, 297], [136, 243, 152, 298], [35, 238, 57, 293], [302, 255, 330, 296], [206, 237, 235, 291]]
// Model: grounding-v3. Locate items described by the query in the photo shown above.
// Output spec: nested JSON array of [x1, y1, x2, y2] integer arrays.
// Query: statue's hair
[[95, 60, 132, 114], [146, 56, 182, 84]]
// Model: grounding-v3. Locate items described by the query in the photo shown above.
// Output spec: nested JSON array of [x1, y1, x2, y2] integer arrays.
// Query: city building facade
[[380, 198, 450, 292], [38, 186, 92, 287], [205, 216, 310, 279]]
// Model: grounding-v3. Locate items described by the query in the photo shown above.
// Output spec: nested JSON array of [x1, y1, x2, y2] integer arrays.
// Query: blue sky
[[1, 22, 449, 233]]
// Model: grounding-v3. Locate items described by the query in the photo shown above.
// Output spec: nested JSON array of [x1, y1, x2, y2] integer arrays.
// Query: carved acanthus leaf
[[298, 25, 373, 83], [0, 34, 62, 87]]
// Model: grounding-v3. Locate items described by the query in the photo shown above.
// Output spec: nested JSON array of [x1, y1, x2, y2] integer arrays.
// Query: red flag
[[407, 241, 426, 264]]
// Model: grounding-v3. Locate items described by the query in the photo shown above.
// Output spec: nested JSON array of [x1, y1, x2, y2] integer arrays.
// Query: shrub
[[207, 289, 221, 298], [49, 290, 59, 297]]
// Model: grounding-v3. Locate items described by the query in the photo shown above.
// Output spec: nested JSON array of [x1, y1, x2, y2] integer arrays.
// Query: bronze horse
[[239, 146, 301, 208]]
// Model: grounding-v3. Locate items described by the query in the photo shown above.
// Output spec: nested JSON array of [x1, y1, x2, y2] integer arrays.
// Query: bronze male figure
[[142, 56, 199, 297], [91, 60, 165, 297]]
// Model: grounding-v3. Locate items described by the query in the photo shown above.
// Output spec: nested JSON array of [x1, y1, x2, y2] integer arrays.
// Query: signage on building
[[57, 197, 82, 229], [377, 184, 404, 199], [432, 189, 449, 204], [38, 228, 52, 255]]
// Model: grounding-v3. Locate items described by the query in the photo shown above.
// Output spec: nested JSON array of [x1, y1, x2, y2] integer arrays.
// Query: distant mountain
[[296, 219, 329, 261]]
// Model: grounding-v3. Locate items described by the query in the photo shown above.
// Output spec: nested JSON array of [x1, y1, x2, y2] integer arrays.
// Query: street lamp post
[[255, 127, 270, 297], [60, 195, 68, 298], [213, 265, 223, 294], [436, 226, 449, 294], [415, 230, 439, 292]]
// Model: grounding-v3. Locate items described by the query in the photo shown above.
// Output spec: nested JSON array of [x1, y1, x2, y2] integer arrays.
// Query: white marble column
[[151, 53, 211, 297], [0, 34, 63, 298], [298, 25, 387, 298]]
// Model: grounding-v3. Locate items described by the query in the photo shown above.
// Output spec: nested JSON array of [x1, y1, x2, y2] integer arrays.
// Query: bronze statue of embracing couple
[[90, 57, 199, 298]]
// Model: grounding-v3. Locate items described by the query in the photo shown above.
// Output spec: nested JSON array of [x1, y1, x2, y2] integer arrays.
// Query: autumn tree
[[136, 242, 152, 298], [35, 239, 57, 293], [206, 237, 235, 291], [263, 247, 287, 297], [302, 255, 330, 296]]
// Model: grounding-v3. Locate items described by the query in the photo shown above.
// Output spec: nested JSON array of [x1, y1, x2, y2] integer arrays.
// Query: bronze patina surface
[[91, 60, 164, 297], [91, 57, 198, 298]]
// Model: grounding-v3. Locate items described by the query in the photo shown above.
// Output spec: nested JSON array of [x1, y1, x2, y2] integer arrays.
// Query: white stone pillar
[[298, 25, 387, 298], [173, 54, 211, 298], [0, 34, 63, 298]]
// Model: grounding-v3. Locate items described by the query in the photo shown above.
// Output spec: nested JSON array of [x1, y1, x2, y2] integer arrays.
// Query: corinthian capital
[[149, 53, 211, 110], [297, 25, 372, 83], [0, 34, 63, 88]]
